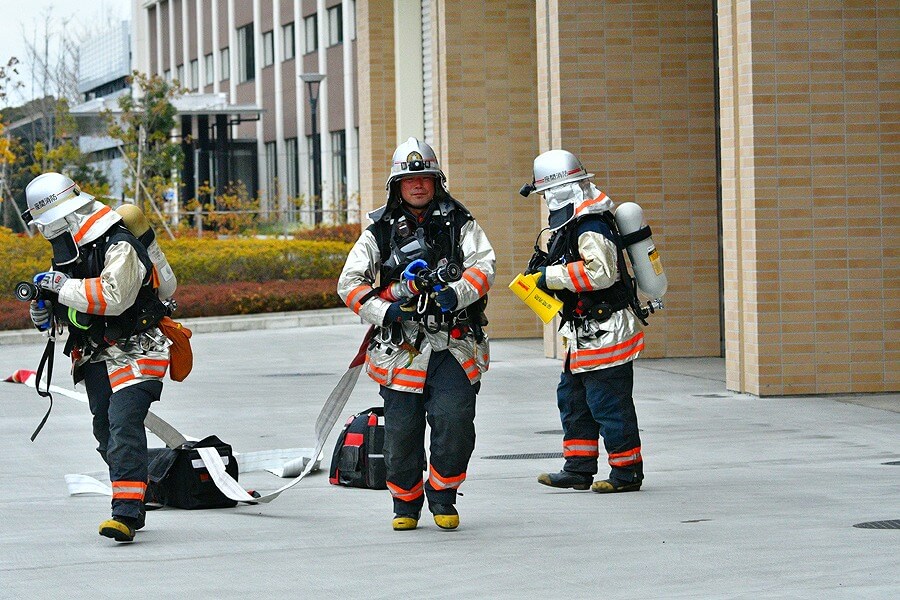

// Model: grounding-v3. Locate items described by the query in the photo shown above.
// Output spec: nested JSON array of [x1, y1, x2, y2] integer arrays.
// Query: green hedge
[[0, 228, 352, 292]]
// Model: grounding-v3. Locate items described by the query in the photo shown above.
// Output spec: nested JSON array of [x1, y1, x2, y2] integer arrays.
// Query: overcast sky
[[0, 0, 132, 108]]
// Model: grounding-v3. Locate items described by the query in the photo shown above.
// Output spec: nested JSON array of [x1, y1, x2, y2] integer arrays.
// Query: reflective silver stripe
[[112, 485, 145, 496], [563, 443, 598, 453]]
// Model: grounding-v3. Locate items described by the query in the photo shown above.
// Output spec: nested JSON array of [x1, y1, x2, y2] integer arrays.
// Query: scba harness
[[368, 193, 488, 343], [535, 211, 649, 328], [54, 223, 171, 378]]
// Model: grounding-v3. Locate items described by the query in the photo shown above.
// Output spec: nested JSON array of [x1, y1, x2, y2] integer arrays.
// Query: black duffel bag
[[146, 435, 240, 509]]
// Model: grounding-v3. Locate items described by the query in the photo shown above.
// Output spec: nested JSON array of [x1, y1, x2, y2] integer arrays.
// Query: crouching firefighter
[[338, 138, 495, 531], [519, 150, 664, 495], [22, 172, 176, 543]]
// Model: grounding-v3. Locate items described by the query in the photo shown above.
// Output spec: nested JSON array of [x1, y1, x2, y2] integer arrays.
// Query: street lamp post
[[300, 72, 326, 224]]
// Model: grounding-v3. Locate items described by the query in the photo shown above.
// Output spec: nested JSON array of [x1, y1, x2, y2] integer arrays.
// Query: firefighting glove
[[33, 271, 69, 294], [535, 267, 551, 293], [29, 300, 52, 332], [384, 300, 418, 325], [434, 287, 458, 312]]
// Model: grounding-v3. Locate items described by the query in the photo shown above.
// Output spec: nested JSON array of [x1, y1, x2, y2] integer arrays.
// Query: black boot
[[429, 504, 459, 530], [537, 470, 593, 490]]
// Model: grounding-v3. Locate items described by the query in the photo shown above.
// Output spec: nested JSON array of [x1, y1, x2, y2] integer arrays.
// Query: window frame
[[237, 24, 255, 82], [327, 5, 343, 47], [304, 15, 318, 54], [282, 22, 295, 61], [262, 30, 274, 67]]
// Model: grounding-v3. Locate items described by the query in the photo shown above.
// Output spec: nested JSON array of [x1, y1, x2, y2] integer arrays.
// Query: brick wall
[[538, 0, 722, 359], [718, 0, 897, 394]]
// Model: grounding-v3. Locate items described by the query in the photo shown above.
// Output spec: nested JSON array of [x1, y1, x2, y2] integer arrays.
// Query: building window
[[327, 5, 342, 47], [237, 24, 255, 82], [282, 22, 295, 60], [190, 59, 199, 89], [220, 47, 230, 81], [176, 64, 185, 85], [204, 54, 214, 85], [285, 137, 299, 202], [265, 141, 278, 201], [331, 130, 347, 209], [262, 30, 274, 67], [307, 133, 321, 222], [304, 15, 317, 54]]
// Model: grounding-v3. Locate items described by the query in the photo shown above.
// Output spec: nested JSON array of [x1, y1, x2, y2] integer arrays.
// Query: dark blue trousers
[[83, 360, 160, 520], [380, 350, 478, 516], [557, 360, 643, 485]]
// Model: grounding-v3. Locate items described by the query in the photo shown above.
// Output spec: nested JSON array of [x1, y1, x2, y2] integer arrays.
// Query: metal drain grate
[[693, 393, 729, 398], [882, 461, 900, 466], [853, 520, 900, 530], [262, 372, 336, 378], [482, 452, 564, 460], [535, 430, 564, 435]]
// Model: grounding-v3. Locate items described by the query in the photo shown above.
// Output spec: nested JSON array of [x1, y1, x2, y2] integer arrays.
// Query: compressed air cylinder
[[116, 204, 178, 300], [614, 202, 667, 299]]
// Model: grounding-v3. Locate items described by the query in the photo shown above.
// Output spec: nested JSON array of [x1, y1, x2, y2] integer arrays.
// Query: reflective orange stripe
[[570, 332, 644, 370], [112, 480, 147, 501], [563, 439, 600, 457], [345, 285, 373, 314], [85, 278, 107, 314], [567, 261, 592, 292], [428, 465, 466, 490], [574, 192, 608, 216], [73, 206, 111, 243], [462, 267, 489, 297], [609, 446, 642, 467], [137, 358, 169, 378], [108, 366, 134, 386], [461, 358, 479, 381], [387, 480, 424, 502], [392, 367, 426, 390]]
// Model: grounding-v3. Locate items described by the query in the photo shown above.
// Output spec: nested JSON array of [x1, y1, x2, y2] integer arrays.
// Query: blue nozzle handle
[[402, 259, 428, 281]]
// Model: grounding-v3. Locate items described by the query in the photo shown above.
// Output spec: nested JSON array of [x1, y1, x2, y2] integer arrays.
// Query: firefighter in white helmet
[[520, 150, 646, 494], [338, 138, 495, 531], [23, 172, 173, 542]]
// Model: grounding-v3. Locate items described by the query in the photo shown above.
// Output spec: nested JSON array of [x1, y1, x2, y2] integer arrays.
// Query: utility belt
[[560, 281, 631, 326], [63, 295, 170, 378]]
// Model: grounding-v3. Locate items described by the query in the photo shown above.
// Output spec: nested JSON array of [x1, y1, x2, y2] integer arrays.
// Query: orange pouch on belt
[[158, 316, 193, 382]]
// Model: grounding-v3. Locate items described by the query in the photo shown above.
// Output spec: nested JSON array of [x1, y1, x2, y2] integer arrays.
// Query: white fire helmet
[[525, 149, 594, 194], [24, 172, 94, 230], [385, 137, 446, 191]]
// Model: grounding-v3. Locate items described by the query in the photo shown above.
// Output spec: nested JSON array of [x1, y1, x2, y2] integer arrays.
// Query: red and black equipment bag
[[329, 406, 386, 490]]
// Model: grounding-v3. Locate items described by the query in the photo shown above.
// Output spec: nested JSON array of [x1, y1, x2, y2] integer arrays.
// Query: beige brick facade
[[356, 0, 897, 396], [718, 0, 897, 394]]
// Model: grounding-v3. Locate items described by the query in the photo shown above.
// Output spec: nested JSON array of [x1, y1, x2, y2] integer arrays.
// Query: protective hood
[[36, 201, 121, 266], [545, 181, 614, 231]]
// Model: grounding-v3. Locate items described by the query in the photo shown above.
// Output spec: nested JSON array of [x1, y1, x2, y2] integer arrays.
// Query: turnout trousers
[[557, 360, 643, 485], [379, 350, 478, 516], [83, 360, 161, 520]]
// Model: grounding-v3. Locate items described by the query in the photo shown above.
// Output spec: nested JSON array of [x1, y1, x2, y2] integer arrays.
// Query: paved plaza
[[0, 313, 897, 599]]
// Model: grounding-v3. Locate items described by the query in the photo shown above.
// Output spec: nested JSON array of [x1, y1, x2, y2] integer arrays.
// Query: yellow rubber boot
[[392, 515, 419, 531], [591, 479, 642, 494], [98, 518, 135, 542], [430, 504, 459, 530]]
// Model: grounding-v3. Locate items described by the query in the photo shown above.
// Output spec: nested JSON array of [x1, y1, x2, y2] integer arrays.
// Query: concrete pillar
[[343, 0, 359, 223]]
